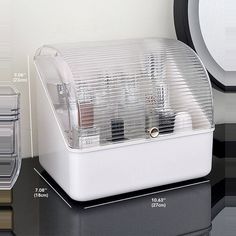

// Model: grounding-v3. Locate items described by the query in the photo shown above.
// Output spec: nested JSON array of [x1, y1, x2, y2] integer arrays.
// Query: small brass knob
[[148, 127, 159, 138]]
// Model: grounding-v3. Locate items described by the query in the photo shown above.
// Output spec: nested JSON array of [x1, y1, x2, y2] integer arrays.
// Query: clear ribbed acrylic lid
[[0, 86, 21, 189], [35, 38, 214, 150]]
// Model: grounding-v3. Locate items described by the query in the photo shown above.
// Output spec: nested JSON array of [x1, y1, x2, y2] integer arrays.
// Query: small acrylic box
[[0, 87, 21, 189]]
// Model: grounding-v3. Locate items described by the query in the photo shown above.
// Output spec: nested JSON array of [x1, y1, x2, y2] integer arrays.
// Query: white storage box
[[35, 38, 214, 201], [0, 86, 21, 189]]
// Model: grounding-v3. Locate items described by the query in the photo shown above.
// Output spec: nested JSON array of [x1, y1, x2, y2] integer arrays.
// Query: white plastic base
[[37, 76, 213, 201]]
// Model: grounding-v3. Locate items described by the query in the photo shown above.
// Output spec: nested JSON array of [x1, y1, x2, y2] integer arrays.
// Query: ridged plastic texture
[[35, 38, 214, 150], [0, 86, 21, 189]]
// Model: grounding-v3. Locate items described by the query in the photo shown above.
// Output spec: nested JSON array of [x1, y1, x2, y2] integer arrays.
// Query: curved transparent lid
[[35, 38, 214, 150], [0, 86, 21, 189]]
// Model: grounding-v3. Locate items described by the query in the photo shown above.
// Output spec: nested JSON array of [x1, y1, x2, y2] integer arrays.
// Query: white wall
[[0, 0, 234, 158], [1, 0, 176, 157]]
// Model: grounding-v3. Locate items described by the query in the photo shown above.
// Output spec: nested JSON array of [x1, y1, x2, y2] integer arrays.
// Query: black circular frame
[[174, 0, 236, 92]]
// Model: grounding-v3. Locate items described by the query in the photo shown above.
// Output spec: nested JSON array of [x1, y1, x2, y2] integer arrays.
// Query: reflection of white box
[[35, 38, 214, 201], [0, 87, 21, 189], [39, 182, 212, 236]]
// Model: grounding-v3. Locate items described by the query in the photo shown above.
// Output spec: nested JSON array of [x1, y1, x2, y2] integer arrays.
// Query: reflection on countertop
[[39, 179, 211, 236], [0, 151, 235, 236]]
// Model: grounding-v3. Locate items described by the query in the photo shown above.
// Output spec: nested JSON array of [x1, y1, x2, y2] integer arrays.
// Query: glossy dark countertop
[[0, 151, 235, 236]]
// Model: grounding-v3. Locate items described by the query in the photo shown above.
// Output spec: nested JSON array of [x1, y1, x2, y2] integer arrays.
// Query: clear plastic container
[[0, 122, 15, 154], [35, 38, 214, 150], [0, 86, 21, 189], [34, 38, 214, 201]]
